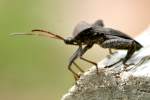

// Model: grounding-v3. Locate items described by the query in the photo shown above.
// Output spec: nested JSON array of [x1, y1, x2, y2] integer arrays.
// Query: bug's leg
[[135, 56, 150, 66], [102, 38, 136, 68], [73, 62, 84, 73], [68, 62, 79, 80], [80, 57, 99, 74], [105, 59, 123, 68], [108, 49, 113, 54], [68, 47, 83, 80], [78, 44, 99, 74], [122, 41, 137, 69]]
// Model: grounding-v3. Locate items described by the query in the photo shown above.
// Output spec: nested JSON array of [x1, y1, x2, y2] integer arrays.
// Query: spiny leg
[[122, 41, 137, 70], [101, 38, 136, 68]]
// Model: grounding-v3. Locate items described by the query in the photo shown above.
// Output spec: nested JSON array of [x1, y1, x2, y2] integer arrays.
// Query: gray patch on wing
[[72, 21, 92, 37]]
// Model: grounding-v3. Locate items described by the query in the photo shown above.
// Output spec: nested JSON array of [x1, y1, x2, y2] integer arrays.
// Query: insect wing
[[108, 28, 133, 39]]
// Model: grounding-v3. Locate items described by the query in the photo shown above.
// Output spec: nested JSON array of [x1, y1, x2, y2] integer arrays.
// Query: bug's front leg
[[68, 46, 84, 80]]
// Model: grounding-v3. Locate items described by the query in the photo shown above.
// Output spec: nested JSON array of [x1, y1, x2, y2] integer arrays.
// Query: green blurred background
[[0, 0, 150, 100]]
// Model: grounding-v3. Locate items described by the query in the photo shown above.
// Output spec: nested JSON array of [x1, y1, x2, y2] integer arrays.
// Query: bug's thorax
[[64, 20, 109, 45]]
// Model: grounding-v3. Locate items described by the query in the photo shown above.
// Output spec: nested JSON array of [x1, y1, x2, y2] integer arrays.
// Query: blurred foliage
[[0, 0, 73, 100], [0, 0, 107, 100]]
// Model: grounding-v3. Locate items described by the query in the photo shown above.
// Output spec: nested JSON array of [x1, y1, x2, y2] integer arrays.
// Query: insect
[[12, 20, 143, 80]]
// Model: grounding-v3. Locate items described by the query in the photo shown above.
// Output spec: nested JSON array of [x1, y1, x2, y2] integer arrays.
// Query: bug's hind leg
[[102, 39, 138, 68], [104, 59, 123, 68], [122, 41, 138, 70]]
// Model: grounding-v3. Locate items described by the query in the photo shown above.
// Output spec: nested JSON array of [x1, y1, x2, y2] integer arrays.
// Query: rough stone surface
[[61, 27, 150, 100]]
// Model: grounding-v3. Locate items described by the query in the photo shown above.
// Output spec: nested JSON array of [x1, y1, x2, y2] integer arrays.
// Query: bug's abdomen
[[134, 41, 143, 50]]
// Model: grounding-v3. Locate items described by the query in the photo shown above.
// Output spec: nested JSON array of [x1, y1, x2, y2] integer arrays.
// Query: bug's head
[[64, 21, 93, 45], [64, 37, 78, 45]]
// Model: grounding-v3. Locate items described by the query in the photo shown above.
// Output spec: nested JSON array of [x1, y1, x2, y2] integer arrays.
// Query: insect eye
[[64, 37, 72, 43]]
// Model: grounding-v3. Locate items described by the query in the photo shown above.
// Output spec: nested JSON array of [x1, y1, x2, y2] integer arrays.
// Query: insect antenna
[[32, 29, 64, 40], [11, 29, 65, 41]]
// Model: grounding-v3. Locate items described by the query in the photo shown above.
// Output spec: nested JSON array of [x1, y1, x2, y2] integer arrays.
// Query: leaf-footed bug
[[12, 20, 143, 80]]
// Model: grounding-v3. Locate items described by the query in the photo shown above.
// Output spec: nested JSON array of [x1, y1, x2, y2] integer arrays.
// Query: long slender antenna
[[32, 29, 64, 40], [11, 29, 65, 41]]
